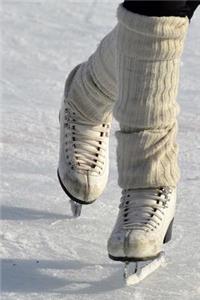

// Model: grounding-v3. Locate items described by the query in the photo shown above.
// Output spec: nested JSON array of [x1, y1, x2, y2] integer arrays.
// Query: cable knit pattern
[[114, 4, 189, 189], [67, 27, 117, 123]]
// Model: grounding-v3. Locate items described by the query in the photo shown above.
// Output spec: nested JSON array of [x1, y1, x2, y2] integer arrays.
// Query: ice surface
[[1, 1, 200, 299]]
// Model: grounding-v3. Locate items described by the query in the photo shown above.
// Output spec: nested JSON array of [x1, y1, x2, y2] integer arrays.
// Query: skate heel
[[163, 218, 174, 244], [57, 169, 96, 217]]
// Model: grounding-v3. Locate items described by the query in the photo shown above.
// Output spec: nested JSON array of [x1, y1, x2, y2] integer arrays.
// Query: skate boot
[[57, 64, 112, 217], [107, 187, 176, 284], [57, 19, 117, 216]]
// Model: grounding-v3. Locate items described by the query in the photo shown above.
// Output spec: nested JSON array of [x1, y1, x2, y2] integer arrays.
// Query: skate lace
[[118, 187, 172, 232], [64, 107, 110, 174]]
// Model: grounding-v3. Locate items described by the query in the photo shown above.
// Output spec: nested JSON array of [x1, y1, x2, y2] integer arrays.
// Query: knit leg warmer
[[66, 28, 117, 123], [114, 5, 189, 189]]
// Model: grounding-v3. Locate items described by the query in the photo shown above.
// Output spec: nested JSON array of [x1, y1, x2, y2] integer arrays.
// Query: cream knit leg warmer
[[114, 5, 189, 189], [66, 27, 117, 123]]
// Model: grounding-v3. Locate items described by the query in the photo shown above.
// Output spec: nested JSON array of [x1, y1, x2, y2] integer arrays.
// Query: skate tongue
[[124, 252, 166, 286]]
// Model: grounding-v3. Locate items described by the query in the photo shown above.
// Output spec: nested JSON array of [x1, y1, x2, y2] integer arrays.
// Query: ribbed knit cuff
[[116, 123, 180, 189], [117, 3, 189, 38], [114, 4, 189, 189], [66, 28, 117, 123], [116, 4, 189, 60], [89, 27, 117, 101]]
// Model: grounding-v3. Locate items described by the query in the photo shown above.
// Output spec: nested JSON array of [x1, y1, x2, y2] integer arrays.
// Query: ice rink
[[1, 1, 200, 299]]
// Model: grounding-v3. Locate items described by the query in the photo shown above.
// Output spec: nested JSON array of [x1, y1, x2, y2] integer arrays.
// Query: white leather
[[58, 66, 112, 203], [107, 187, 176, 259]]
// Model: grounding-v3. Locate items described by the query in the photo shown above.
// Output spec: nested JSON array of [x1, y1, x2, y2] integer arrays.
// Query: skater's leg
[[123, 1, 189, 17], [107, 4, 189, 261], [123, 0, 199, 19], [114, 4, 189, 189], [58, 26, 117, 203], [65, 29, 117, 123]]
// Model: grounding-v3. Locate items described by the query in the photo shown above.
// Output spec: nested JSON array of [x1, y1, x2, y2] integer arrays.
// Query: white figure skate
[[57, 67, 112, 217], [107, 187, 176, 285]]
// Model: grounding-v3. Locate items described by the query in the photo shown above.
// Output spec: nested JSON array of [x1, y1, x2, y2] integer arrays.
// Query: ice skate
[[106, 4, 188, 284], [107, 187, 176, 285], [123, 251, 166, 286], [57, 65, 112, 217], [57, 14, 117, 217]]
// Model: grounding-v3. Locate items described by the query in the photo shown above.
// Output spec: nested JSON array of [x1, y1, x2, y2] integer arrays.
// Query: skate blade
[[124, 251, 166, 286], [70, 200, 82, 218]]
